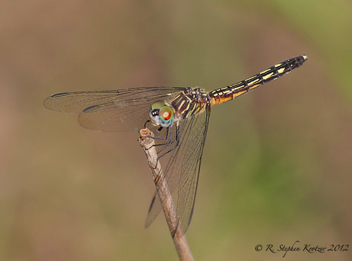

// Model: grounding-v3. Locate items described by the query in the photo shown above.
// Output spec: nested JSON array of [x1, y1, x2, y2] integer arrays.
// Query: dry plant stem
[[139, 128, 194, 261]]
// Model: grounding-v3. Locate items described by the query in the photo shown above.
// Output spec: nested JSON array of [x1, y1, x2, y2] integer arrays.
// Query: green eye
[[159, 106, 174, 127], [151, 100, 165, 111], [159, 106, 173, 121], [149, 101, 174, 128]]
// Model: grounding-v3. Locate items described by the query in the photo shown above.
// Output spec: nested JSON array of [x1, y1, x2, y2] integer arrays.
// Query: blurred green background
[[1, 0, 351, 260]]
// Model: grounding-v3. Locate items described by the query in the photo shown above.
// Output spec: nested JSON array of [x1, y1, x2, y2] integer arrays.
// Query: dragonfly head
[[149, 100, 175, 128]]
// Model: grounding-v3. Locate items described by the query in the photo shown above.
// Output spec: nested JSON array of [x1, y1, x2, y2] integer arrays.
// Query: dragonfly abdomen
[[209, 55, 307, 106]]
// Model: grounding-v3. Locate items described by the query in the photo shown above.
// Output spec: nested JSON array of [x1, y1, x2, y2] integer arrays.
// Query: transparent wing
[[145, 105, 211, 233], [44, 87, 186, 131]]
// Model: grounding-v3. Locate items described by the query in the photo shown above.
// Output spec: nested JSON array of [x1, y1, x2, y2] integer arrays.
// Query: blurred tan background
[[1, 0, 352, 260]]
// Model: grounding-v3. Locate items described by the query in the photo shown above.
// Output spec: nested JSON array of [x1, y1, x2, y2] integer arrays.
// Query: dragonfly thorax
[[171, 87, 211, 120]]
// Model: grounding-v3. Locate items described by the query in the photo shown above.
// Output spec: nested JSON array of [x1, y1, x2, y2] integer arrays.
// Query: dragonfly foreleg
[[149, 125, 180, 170], [152, 126, 169, 141], [156, 125, 180, 160], [143, 120, 163, 133], [144, 127, 171, 151]]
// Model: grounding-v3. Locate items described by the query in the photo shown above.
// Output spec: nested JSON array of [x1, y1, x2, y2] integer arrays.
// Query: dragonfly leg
[[155, 126, 176, 154], [154, 126, 163, 133], [152, 127, 169, 141], [144, 127, 170, 151], [143, 120, 163, 133], [149, 125, 179, 170], [155, 125, 180, 162]]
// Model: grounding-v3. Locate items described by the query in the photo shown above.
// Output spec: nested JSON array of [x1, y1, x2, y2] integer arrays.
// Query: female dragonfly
[[44, 55, 307, 233]]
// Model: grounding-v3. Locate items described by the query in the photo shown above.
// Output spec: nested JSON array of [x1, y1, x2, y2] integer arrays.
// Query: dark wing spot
[[83, 104, 100, 112], [51, 92, 69, 98]]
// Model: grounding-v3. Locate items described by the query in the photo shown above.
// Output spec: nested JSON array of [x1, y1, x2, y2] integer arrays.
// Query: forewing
[[44, 87, 186, 131], [145, 105, 211, 233]]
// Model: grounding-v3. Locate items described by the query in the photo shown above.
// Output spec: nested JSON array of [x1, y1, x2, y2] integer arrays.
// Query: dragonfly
[[44, 55, 307, 233]]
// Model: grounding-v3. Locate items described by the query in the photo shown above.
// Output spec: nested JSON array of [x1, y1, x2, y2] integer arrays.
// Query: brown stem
[[139, 128, 194, 261]]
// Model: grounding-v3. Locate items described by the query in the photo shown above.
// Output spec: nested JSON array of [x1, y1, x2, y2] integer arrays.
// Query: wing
[[145, 105, 211, 233], [44, 87, 186, 132]]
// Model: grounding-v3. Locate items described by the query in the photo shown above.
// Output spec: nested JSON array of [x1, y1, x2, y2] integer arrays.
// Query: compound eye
[[159, 106, 174, 127], [159, 106, 173, 120], [150, 100, 165, 111]]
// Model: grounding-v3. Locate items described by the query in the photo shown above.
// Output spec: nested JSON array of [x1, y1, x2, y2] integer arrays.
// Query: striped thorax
[[170, 88, 211, 121]]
